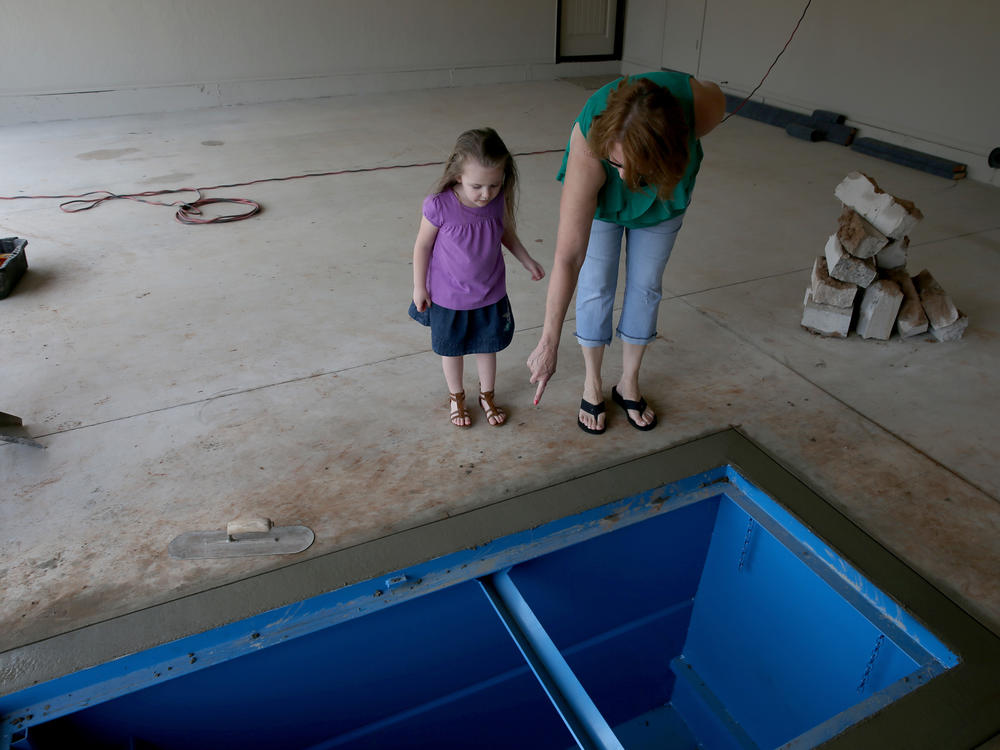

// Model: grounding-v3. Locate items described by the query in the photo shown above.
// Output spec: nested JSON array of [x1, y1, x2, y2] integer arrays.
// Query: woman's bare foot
[[612, 384, 656, 430], [578, 381, 606, 432]]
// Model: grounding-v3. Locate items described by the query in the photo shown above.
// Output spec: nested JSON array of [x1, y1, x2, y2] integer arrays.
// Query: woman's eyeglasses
[[605, 156, 648, 188]]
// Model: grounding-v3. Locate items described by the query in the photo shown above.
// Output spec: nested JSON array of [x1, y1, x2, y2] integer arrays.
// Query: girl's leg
[[442, 356, 470, 426], [475, 352, 496, 393], [475, 352, 506, 426], [615, 214, 685, 427], [442, 355, 464, 393], [579, 344, 606, 431]]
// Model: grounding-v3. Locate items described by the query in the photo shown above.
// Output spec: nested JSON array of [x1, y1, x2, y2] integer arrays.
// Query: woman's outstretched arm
[[527, 123, 605, 404]]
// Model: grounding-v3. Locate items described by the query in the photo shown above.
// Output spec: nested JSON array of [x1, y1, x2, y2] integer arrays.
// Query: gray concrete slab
[[2, 81, 999, 691], [685, 230, 1000, 500]]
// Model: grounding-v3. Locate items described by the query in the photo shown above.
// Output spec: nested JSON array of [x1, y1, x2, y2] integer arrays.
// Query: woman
[[527, 72, 725, 433]]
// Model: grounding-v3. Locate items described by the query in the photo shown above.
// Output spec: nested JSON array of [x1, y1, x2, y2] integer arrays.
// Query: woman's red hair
[[588, 77, 690, 198]]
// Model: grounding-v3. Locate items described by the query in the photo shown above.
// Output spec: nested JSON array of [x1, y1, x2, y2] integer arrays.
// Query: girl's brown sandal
[[449, 391, 471, 427], [478, 390, 506, 427]]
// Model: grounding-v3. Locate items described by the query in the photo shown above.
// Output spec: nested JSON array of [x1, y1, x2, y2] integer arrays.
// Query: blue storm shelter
[[2, 431, 999, 749]]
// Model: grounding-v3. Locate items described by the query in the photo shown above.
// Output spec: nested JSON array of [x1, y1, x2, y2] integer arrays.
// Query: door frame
[[556, 0, 626, 62]]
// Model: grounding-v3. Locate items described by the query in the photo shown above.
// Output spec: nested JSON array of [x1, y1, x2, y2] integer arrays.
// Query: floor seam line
[[907, 225, 1000, 247], [669, 267, 812, 298], [23, 353, 437, 440], [678, 296, 999, 504]]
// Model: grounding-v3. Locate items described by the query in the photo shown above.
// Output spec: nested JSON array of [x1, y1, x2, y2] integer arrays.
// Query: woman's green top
[[557, 71, 704, 228]]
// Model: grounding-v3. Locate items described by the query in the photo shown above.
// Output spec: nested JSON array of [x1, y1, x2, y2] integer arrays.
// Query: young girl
[[410, 128, 545, 427]]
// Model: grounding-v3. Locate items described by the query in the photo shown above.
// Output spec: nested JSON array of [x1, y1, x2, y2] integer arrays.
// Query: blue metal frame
[[0, 464, 961, 749], [723, 467, 956, 669], [480, 570, 624, 750], [0, 467, 726, 747]]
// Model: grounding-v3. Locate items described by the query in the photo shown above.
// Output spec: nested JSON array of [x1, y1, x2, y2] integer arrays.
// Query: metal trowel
[[168, 517, 314, 559], [0, 411, 45, 449]]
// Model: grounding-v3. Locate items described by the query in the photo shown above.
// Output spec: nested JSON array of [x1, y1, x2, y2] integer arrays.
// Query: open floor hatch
[[2, 432, 998, 749]]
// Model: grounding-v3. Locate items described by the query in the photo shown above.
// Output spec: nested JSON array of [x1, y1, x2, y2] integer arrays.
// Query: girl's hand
[[523, 257, 545, 281], [413, 287, 432, 312]]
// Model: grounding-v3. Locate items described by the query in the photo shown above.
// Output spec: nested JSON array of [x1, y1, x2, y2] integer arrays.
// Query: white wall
[[5, 1, 996, 184], [623, 0, 1000, 184], [0, 0, 617, 124]]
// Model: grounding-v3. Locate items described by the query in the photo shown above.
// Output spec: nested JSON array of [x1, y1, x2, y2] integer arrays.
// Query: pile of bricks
[[801, 172, 968, 341]]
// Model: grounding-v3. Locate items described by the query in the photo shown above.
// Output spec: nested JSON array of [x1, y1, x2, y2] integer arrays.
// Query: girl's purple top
[[423, 189, 506, 311]]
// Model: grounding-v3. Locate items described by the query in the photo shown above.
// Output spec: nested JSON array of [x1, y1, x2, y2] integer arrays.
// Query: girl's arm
[[412, 216, 439, 311], [527, 122, 605, 403], [501, 225, 545, 281]]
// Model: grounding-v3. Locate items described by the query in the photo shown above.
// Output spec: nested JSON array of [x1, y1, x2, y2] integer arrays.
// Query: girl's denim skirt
[[409, 295, 514, 356]]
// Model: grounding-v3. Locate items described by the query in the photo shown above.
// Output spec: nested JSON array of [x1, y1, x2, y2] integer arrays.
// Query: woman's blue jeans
[[574, 214, 685, 347]]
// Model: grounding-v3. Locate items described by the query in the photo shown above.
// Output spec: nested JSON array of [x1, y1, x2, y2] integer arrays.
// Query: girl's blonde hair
[[588, 77, 690, 199], [435, 127, 518, 229]]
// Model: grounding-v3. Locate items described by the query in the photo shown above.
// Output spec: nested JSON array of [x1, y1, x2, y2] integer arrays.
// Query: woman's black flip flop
[[612, 386, 657, 431], [577, 399, 607, 435]]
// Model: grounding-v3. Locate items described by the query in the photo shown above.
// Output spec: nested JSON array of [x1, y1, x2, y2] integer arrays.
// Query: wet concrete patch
[[76, 148, 141, 160], [138, 172, 196, 185]]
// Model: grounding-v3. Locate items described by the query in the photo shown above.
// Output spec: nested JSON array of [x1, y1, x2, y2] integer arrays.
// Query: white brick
[[825, 233, 877, 288], [912, 269, 959, 328], [876, 236, 909, 269], [834, 172, 923, 239], [802, 288, 853, 338], [856, 279, 904, 340], [885, 268, 928, 337], [811, 255, 858, 307], [837, 208, 888, 259], [930, 310, 969, 342]]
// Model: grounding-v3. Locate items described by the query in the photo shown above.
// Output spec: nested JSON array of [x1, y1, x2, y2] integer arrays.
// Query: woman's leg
[[615, 214, 685, 426], [442, 356, 470, 426], [574, 220, 624, 348], [575, 220, 623, 428], [617, 342, 655, 427], [579, 344, 606, 431]]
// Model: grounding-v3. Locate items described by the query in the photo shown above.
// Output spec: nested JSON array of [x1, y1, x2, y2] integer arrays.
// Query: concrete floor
[[2, 79, 999, 697]]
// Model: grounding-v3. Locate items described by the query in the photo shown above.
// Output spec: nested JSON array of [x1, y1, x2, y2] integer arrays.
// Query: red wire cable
[[2, 1, 817, 224], [722, 0, 813, 123], [0, 150, 562, 225], [176, 197, 261, 224]]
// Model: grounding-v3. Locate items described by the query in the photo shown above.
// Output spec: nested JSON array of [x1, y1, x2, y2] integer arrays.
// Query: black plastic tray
[[0, 237, 28, 299]]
